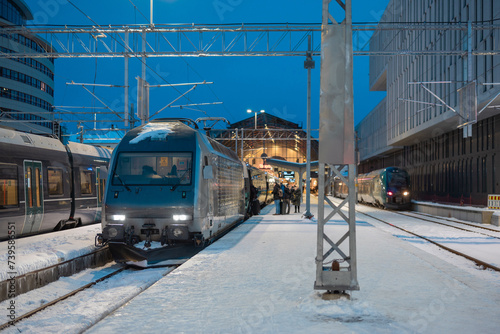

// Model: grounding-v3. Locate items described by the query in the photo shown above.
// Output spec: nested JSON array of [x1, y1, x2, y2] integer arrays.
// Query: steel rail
[[358, 211, 500, 272], [0, 266, 128, 330], [402, 211, 500, 233], [393, 211, 500, 240], [0, 263, 182, 331]]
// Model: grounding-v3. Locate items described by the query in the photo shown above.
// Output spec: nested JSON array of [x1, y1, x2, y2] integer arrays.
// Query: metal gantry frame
[[2, 23, 499, 59], [1, 22, 500, 131]]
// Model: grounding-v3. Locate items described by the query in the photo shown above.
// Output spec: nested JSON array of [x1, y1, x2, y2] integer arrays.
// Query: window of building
[[0, 86, 53, 112], [0, 0, 25, 25], [482, 156, 487, 193], [476, 157, 480, 193], [493, 154, 496, 194]]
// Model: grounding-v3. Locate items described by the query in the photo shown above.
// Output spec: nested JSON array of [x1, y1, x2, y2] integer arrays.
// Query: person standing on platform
[[292, 185, 302, 213], [280, 183, 286, 214], [283, 184, 291, 214], [272, 182, 282, 215]]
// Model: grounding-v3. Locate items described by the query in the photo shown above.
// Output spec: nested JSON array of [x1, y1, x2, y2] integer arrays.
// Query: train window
[[387, 171, 409, 188], [80, 170, 94, 195], [48, 168, 64, 196], [0, 164, 18, 209], [112, 152, 193, 186], [27, 167, 32, 208], [35, 167, 41, 207], [98, 178, 106, 203]]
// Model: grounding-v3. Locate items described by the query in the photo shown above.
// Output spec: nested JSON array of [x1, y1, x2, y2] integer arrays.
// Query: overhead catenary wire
[[65, 0, 206, 118], [126, 0, 230, 120]]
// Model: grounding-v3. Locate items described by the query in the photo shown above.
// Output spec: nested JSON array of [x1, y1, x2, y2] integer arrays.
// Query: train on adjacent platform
[[334, 167, 411, 210], [0, 127, 112, 241], [97, 119, 276, 266]]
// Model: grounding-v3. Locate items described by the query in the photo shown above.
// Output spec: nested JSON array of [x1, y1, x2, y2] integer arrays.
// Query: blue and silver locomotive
[[97, 119, 248, 265]]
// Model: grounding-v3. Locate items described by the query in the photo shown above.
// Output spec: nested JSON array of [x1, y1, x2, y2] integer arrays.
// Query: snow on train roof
[[0, 127, 66, 152], [66, 141, 112, 159], [129, 123, 174, 144]]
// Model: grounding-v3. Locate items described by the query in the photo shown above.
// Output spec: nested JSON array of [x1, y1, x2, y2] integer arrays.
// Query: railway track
[[0, 264, 179, 331], [0, 246, 113, 303], [357, 210, 500, 272], [398, 211, 500, 235]]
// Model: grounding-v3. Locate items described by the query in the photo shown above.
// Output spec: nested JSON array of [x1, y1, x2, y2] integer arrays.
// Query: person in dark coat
[[283, 184, 291, 214], [272, 183, 282, 215], [292, 185, 302, 213], [250, 184, 260, 215]]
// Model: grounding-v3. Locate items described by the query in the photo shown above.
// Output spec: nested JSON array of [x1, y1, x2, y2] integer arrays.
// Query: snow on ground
[[0, 262, 119, 318], [353, 201, 500, 273], [85, 198, 500, 334], [0, 225, 102, 281], [2, 265, 173, 333]]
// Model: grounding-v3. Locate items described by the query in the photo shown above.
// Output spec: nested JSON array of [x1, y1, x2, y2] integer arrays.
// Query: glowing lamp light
[[112, 214, 126, 221], [173, 214, 189, 221], [387, 191, 393, 196], [403, 191, 409, 196]]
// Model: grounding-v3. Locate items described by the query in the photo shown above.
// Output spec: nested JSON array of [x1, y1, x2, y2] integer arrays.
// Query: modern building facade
[[0, 0, 56, 135], [357, 0, 500, 206]]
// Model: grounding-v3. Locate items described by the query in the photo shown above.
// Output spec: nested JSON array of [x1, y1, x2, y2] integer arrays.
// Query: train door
[[95, 167, 107, 221], [22, 160, 44, 234], [203, 156, 214, 239]]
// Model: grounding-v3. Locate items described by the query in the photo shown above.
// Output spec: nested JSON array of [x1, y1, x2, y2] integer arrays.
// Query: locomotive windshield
[[112, 152, 192, 186], [387, 170, 409, 188]]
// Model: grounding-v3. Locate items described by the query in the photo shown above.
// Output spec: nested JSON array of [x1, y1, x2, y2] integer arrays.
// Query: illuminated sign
[[259, 164, 272, 169]]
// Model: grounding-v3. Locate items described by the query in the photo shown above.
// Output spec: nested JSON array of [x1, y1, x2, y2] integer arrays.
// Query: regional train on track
[[96, 118, 276, 266], [334, 167, 411, 210], [0, 127, 112, 241]]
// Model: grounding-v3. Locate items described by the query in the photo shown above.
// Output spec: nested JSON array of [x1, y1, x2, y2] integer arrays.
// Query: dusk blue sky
[[24, 0, 390, 134]]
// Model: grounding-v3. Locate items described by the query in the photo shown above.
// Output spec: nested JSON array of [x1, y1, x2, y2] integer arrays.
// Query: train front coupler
[[141, 223, 159, 248], [95, 233, 108, 247]]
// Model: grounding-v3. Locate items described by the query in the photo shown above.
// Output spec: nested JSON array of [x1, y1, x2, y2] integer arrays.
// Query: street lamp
[[247, 109, 265, 129]]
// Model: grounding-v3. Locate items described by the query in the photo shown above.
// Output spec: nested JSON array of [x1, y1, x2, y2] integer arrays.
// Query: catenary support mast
[[315, 0, 359, 298]]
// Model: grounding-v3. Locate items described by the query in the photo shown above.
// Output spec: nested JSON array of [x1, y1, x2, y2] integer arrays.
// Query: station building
[[213, 112, 318, 179], [0, 0, 57, 135], [357, 0, 500, 206]]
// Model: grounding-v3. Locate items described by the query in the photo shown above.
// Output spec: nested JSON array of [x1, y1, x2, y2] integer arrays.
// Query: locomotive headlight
[[403, 191, 409, 196], [111, 214, 126, 221], [173, 214, 191, 221], [108, 227, 118, 238]]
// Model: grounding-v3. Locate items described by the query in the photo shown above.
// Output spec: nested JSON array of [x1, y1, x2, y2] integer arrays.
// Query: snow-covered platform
[[0, 225, 103, 283], [88, 199, 500, 333], [0, 224, 110, 301], [413, 200, 498, 226]]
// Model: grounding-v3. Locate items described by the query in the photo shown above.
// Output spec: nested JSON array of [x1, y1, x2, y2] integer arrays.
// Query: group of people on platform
[[272, 182, 302, 215]]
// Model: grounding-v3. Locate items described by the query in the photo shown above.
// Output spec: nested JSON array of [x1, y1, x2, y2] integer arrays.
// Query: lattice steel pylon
[[315, 0, 359, 296]]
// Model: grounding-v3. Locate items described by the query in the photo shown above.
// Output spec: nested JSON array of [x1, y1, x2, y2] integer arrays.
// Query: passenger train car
[[97, 119, 251, 265], [334, 167, 411, 210], [0, 127, 112, 240]]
